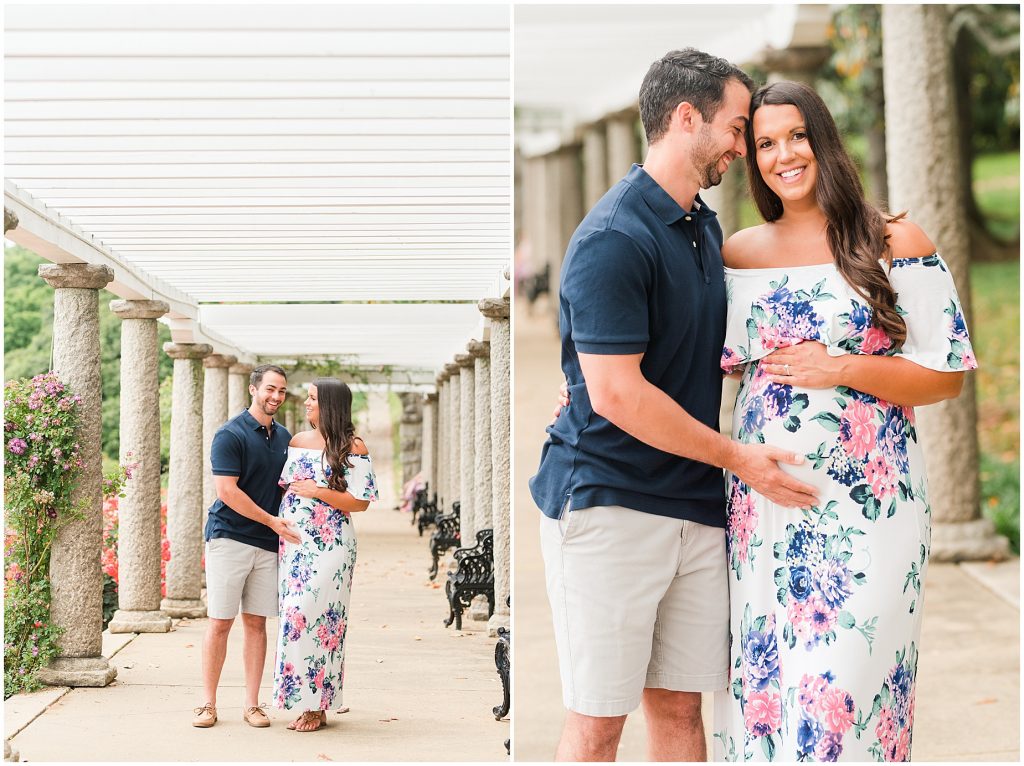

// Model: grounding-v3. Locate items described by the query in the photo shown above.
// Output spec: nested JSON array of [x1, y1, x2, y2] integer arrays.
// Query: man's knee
[[240, 612, 267, 633], [643, 688, 703, 726], [207, 616, 234, 640], [565, 711, 627, 745]]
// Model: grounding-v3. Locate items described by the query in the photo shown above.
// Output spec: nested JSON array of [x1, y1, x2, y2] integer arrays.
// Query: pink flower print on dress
[[743, 690, 782, 736], [807, 594, 838, 637], [864, 455, 898, 501], [798, 673, 829, 713], [859, 326, 891, 355], [819, 686, 855, 735], [839, 399, 877, 460]]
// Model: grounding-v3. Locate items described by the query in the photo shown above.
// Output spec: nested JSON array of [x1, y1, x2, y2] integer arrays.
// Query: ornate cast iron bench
[[428, 501, 460, 580], [416, 492, 440, 537], [443, 528, 494, 630]]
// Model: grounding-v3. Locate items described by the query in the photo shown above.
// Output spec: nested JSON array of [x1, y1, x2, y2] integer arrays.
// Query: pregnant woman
[[712, 81, 976, 762], [273, 378, 378, 732]]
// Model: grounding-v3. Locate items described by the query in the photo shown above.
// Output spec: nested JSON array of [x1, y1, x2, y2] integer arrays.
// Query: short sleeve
[[345, 454, 379, 501], [283, 450, 327, 487], [563, 229, 652, 355], [210, 429, 242, 476], [888, 254, 978, 371]]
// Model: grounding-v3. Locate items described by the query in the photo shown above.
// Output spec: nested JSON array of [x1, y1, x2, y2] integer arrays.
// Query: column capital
[[478, 296, 510, 320], [109, 299, 170, 320], [163, 342, 213, 360], [436, 369, 451, 384], [455, 353, 474, 369], [39, 262, 114, 290], [467, 339, 490, 359], [5, 207, 19, 233], [229, 362, 254, 375], [423, 392, 439, 403], [444, 362, 462, 377], [203, 353, 237, 369]]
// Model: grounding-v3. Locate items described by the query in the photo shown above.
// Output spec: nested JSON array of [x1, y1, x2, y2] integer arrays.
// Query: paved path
[[6, 391, 508, 761], [513, 300, 1019, 762]]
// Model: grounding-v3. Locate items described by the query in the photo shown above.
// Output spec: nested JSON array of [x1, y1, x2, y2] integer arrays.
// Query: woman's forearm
[[836, 355, 964, 406], [313, 485, 371, 513]]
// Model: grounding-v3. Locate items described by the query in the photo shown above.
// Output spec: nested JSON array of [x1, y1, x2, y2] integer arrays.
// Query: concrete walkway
[[6, 391, 508, 762], [513, 300, 1020, 762]]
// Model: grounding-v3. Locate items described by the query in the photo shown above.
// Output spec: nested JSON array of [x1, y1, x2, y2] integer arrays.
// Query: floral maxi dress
[[273, 446, 378, 711], [711, 255, 977, 762]]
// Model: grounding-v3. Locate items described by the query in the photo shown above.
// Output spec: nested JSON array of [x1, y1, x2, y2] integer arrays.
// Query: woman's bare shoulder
[[350, 436, 369, 456], [289, 429, 317, 448], [722, 224, 772, 269], [885, 218, 936, 260]]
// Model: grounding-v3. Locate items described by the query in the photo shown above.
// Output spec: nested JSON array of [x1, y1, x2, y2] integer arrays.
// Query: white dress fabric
[[711, 255, 977, 762], [272, 446, 378, 711]]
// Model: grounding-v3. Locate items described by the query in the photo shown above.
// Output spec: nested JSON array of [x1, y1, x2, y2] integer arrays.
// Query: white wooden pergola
[[5, 5, 510, 386], [514, 3, 830, 155]]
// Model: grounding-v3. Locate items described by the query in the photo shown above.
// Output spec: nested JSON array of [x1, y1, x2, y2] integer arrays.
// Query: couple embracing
[[532, 48, 975, 762], [191, 365, 378, 733]]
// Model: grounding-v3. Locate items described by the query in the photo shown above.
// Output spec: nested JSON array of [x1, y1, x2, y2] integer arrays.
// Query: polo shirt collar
[[626, 164, 718, 225], [240, 408, 277, 433]]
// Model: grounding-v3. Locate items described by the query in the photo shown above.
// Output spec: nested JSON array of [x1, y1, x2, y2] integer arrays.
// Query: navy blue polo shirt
[[529, 164, 728, 527], [205, 409, 292, 552]]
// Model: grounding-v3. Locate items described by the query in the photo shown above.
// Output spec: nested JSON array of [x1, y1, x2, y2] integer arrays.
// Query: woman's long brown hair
[[745, 80, 907, 346], [312, 377, 357, 493]]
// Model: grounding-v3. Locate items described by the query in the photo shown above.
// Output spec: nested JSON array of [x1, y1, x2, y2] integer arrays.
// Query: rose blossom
[[860, 326, 891, 355], [839, 399, 877, 459], [819, 686, 855, 734], [744, 690, 782, 736]]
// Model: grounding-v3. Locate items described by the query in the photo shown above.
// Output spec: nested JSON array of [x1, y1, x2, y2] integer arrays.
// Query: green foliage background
[[4, 245, 174, 465]]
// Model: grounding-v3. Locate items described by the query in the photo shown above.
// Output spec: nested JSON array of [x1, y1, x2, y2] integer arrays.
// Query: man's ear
[[672, 101, 701, 134], [249, 384, 257, 398]]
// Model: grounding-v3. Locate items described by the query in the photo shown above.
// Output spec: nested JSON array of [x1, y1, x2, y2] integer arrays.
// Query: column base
[[160, 597, 207, 619], [469, 596, 491, 623], [487, 612, 510, 638], [930, 517, 1010, 562], [108, 609, 172, 634], [37, 656, 117, 688], [5, 739, 18, 762]]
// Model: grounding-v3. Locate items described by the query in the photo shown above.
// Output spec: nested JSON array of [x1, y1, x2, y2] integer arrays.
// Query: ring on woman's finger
[[785, 364, 791, 376]]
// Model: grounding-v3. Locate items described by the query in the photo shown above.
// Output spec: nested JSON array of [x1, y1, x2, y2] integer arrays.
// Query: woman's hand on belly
[[762, 342, 843, 389]]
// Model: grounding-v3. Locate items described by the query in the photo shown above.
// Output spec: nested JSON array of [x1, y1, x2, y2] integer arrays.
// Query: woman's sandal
[[287, 710, 327, 732]]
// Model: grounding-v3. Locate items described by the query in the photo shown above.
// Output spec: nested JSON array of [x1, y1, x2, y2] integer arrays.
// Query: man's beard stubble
[[690, 126, 726, 190]]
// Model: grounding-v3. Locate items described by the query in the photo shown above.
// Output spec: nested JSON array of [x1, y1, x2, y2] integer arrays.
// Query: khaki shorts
[[540, 504, 729, 717], [205, 537, 278, 619]]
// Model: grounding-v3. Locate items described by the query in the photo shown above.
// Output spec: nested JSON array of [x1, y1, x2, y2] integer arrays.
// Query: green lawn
[[973, 151, 1020, 241], [971, 259, 1020, 552]]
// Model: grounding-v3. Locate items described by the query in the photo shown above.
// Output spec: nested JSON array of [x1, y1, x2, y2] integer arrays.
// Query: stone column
[[582, 123, 609, 209], [421, 393, 438, 499], [606, 111, 640, 180], [468, 340, 493, 622], [456, 353, 477, 547], [284, 400, 296, 433], [161, 342, 213, 617], [399, 392, 423, 485], [108, 299, 173, 634], [201, 354, 235, 537], [227, 362, 253, 419], [882, 4, 1008, 561], [480, 296, 511, 634], [555, 146, 585, 290], [445, 362, 463, 510], [36, 263, 117, 687], [435, 371, 450, 509]]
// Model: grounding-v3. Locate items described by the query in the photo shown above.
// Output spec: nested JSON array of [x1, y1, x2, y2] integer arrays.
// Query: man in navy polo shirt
[[192, 364, 300, 729], [530, 49, 817, 761]]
